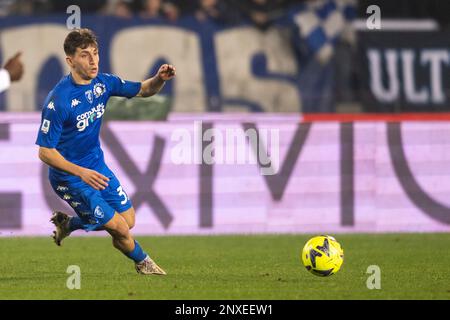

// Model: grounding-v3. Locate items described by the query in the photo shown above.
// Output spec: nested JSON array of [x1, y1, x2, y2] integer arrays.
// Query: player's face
[[68, 45, 99, 80]]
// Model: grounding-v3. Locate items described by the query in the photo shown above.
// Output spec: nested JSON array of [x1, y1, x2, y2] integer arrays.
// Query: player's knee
[[123, 208, 135, 230], [124, 213, 135, 230], [114, 222, 130, 239], [127, 215, 135, 229], [105, 214, 130, 239]]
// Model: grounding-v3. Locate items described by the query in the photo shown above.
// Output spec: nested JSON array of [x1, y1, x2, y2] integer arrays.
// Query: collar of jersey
[[69, 73, 95, 87]]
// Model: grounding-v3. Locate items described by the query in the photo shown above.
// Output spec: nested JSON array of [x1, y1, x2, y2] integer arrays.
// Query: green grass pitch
[[0, 234, 449, 300]]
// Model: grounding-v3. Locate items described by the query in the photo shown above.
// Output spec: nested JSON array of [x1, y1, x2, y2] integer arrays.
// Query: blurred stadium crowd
[[1, 0, 449, 29], [2, 0, 310, 29]]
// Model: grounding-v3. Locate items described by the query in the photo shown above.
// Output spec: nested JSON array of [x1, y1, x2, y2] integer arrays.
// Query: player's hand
[[79, 168, 109, 190], [4, 52, 24, 82], [157, 64, 176, 81]]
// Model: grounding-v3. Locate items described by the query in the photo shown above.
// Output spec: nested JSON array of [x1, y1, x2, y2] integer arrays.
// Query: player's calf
[[105, 213, 134, 252], [104, 212, 166, 275]]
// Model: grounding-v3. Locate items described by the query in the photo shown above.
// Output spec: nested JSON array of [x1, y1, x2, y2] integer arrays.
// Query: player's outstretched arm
[[38, 147, 109, 190], [136, 64, 176, 97]]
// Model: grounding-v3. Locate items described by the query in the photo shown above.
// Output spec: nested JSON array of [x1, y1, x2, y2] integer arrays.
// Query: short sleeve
[[103, 73, 141, 98], [35, 96, 69, 148]]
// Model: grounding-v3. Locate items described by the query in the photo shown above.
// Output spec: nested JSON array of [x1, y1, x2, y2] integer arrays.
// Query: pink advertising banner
[[1, 113, 450, 236]]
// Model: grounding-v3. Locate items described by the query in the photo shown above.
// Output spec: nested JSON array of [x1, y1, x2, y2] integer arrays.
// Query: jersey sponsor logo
[[47, 101, 55, 110], [41, 119, 50, 134], [85, 90, 93, 104], [94, 205, 104, 219], [63, 194, 71, 200], [71, 99, 81, 108], [93, 83, 106, 98], [76, 103, 105, 132]]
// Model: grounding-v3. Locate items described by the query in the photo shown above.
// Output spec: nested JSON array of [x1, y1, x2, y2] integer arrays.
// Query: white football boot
[[135, 256, 167, 275], [50, 211, 72, 246]]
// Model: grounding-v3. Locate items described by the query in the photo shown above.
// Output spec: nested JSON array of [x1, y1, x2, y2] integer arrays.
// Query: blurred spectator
[[231, 0, 291, 30], [7, 0, 35, 15], [101, 0, 141, 18], [140, 0, 162, 18], [195, 0, 239, 25], [112, 0, 135, 18], [48, 0, 107, 13], [139, 0, 180, 22], [0, 0, 15, 16], [170, 0, 197, 16], [0, 52, 24, 93], [162, 1, 180, 22]]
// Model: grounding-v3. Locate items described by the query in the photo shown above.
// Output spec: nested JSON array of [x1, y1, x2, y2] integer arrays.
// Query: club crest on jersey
[[85, 90, 93, 104], [93, 83, 106, 98], [94, 206, 104, 219]]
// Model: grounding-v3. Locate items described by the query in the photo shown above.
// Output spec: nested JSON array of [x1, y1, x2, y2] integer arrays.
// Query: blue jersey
[[36, 73, 141, 182]]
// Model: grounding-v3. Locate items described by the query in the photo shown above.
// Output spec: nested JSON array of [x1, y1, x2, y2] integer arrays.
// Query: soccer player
[[36, 28, 176, 275]]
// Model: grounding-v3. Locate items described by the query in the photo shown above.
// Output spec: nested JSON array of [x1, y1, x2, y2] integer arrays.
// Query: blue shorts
[[50, 171, 132, 231]]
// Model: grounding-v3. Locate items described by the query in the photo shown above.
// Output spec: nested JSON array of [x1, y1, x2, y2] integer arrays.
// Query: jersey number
[[117, 186, 129, 205]]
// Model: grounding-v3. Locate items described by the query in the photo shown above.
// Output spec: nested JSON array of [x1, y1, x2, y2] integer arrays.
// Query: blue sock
[[68, 216, 84, 232], [125, 240, 148, 263]]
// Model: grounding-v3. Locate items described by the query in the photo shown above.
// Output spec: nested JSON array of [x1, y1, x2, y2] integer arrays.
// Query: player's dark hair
[[64, 28, 98, 56]]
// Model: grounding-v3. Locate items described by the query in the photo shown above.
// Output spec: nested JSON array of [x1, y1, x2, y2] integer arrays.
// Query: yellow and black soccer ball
[[301, 235, 344, 277]]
